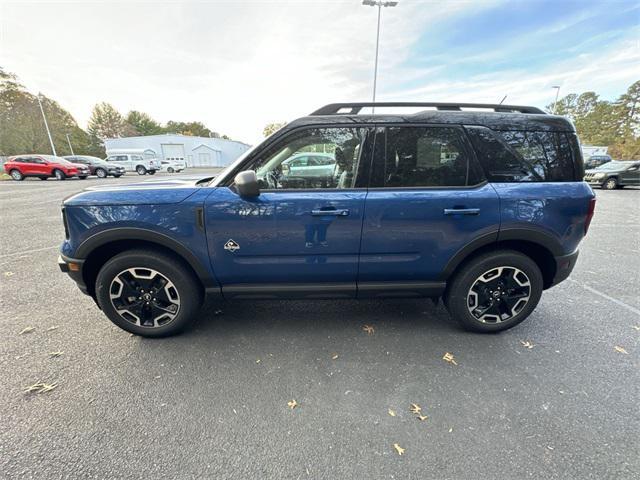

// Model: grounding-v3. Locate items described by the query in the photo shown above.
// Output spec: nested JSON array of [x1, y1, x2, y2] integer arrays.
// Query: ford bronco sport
[[59, 102, 596, 337]]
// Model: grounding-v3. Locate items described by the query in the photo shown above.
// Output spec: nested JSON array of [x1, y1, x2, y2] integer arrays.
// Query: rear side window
[[466, 126, 577, 182], [374, 126, 484, 188]]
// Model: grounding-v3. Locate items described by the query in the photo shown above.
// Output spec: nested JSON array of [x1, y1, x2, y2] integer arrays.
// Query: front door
[[358, 125, 500, 297], [205, 126, 373, 299]]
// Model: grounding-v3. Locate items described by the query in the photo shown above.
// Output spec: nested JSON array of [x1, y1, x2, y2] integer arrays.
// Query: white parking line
[[0, 245, 58, 259], [569, 278, 640, 317]]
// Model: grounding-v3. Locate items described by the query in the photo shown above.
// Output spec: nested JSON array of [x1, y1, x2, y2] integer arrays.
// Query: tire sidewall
[[96, 168, 107, 178], [54, 169, 65, 180], [95, 250, 202, 337], [603, 178, 617, 190], [136, 166, 147, 175], [10, 169, 23, 180], [446, 251, 543, 333]]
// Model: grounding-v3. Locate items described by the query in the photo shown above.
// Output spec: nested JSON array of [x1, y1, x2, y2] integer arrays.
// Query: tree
[[263, 122, 286, 137], [125, 110, 163, 136], [165, 120, 217, 137], [88, 102, 126, 140]]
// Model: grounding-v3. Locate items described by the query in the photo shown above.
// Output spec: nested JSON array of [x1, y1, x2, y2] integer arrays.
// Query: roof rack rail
[[310, 102, 545, 116]]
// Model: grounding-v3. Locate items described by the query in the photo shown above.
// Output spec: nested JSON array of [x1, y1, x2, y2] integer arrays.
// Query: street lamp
[[362, 0, 398, 111], [36, 93, 57, 156], [552, 85, 561, 114]]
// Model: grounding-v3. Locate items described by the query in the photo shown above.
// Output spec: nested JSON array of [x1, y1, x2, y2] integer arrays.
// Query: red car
[[4, 154, 90, 181]]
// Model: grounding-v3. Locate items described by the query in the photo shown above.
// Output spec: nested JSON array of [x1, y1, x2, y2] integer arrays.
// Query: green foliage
[[548, 81, 640, 159], [263, 122, 286, 137], [125, 110, 164, 136], [0, 68, 102, 157], [164, 120, 219, 138]]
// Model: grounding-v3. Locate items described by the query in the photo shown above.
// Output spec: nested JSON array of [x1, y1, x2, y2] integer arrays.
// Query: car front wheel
[[53, 169, 66, 180], [444, 250, 543, 333], [603, 178, 618, 190], [9, 169, 24, 181], [167, 167, 174, 173], [136, 166, 147, 175], [95, 168, 107, 178], [95, 249, 203, 337]]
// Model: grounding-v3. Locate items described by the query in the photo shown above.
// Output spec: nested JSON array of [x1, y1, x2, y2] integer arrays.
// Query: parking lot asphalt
[[0, 174, 638, 480]]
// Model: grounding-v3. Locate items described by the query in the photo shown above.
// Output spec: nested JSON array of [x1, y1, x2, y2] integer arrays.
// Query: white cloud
[[1, 0, 636, 144]]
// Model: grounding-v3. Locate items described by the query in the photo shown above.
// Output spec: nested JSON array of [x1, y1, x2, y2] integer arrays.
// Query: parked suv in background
[[5, 154, 89, 180], [59, 102, 595, 337], [65, 155, 125, 178], [584, 161, 640, 189], [104, 153, 159, 175]]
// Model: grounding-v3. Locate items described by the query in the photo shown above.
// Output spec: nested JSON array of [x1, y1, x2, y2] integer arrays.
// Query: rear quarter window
[[466, 126, 580, 182]]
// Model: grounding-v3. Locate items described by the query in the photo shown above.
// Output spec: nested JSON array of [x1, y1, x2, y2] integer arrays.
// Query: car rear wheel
[[79, 176, 88, 180], [603, 178, 618, 190], [113, 174, 122, 178], [148, 170, 156, 175], [9, 169, 24, 181], [136, 166, 147, 175], [444, 250, 543, 333], [95, 168, 107, 178], [95, 249, 203, 337], [53, 169, 66, 180], [167, 167, 174, 173]]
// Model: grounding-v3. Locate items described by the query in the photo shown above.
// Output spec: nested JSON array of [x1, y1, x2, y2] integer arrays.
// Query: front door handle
[[444, 208, 480, 216], [311, 208, 350, 216]]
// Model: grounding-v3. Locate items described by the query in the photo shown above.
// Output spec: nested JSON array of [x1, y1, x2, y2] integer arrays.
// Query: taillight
[[584, 197, 596, 234]]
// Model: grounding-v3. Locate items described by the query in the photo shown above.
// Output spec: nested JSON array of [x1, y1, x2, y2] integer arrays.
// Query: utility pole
[[362, 1, 398, 112], [66, 133, 75, 155], [37, 93, 57, 156]]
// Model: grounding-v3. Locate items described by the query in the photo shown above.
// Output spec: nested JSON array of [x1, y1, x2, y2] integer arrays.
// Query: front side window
[[377, 126, 483, 188], [242, 127, 367, 190], [132, 155, 143, 161]]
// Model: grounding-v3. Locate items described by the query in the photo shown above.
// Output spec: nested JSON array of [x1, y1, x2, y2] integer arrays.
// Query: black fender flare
[[76, 227, 217, 289], [440, 227, 563, 280]]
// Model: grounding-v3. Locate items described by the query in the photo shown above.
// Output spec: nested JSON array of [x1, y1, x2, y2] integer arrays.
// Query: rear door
[[620, 163, 640, 185], [358, 125, 500, 297], [205, 126, 374, 298]]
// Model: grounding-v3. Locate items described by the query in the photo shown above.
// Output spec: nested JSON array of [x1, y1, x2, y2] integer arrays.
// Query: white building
[[105, 134, 251, 168], [581, 145, 609, 159]]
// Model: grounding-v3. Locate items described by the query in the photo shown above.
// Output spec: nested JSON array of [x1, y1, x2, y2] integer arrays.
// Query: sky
[[1, 0, 638, 144]]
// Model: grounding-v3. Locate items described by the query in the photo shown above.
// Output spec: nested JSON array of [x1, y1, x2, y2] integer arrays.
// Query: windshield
[[44, 155, 72, 164], [209, 143, 258, 186], [83, 156, 106, 164], [595, 161, 631, 171]]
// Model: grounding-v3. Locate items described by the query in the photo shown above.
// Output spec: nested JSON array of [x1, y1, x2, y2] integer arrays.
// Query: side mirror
[[234, 170, 260, 197]]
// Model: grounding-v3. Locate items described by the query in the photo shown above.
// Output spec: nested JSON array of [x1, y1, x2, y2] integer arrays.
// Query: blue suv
[[59, 103, 596, 337]]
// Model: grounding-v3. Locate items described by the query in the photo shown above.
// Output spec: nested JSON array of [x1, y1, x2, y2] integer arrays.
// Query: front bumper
[[549, 250, 579, 288], [58, 254, 89, 295]]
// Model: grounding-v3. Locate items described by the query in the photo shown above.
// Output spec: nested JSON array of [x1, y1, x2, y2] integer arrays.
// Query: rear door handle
[[311, 208, 350, 216], [444, 208, 480, 216]]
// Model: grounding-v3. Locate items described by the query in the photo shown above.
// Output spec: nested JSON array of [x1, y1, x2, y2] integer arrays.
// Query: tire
[[9, 169, 24, 181], [136, 166, 147, 175], [39, 177, 48, 180], [444, 250, 543, 333], [79, 176, 88, 180], [113, 174, 122, 178], [95, 168, 107, 178], [95, 249, 203, 337], [148, 170, 156, 175], [602, 177, 618, 190], [167, 167, 174, 173], [53, 169, 66, 181]]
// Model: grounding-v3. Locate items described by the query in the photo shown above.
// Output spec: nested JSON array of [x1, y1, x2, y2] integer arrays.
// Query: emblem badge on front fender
[[224, 239, 240, 252]]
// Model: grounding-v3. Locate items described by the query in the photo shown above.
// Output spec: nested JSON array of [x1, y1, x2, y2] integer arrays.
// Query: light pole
[[362, 0, 398, 111], [552, 85, 561, 114], [66, 133, 75, 155], [37, 93, 57, 156]]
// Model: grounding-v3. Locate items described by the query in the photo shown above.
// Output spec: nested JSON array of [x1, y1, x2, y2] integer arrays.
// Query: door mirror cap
[[234, 170, 260, 197]]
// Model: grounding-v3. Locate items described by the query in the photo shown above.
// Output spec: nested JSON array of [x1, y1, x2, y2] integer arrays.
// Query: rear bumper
[[549, 250, 579, 288], [58, 254, 89, 295]]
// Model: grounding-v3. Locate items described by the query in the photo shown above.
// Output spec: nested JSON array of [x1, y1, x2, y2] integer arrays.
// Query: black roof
[[286, 102, 575, 132]]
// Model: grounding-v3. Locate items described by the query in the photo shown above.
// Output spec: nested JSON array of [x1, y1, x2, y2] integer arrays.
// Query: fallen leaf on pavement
[[287, 399, 298, 409], [449, 427, 453, 433], [4, 271, 14, 277], [388, 409, 396, 417], [409, 403, 422, 414], [48, 351, 64, 357], [633, 325, 640, 331], [362, 325, 375, 335], [24, 382, 57, 394], [520, 340, 534, 349], [393, 444, 405, 456], [256, 359, 261, 364], [442, 352, 458, 365], [19, 327, 35, 335], [614, 346, 629, 355], [46, 326, 60, 331], [332, 354, 339, 360], [416, 414, 428, 421]]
